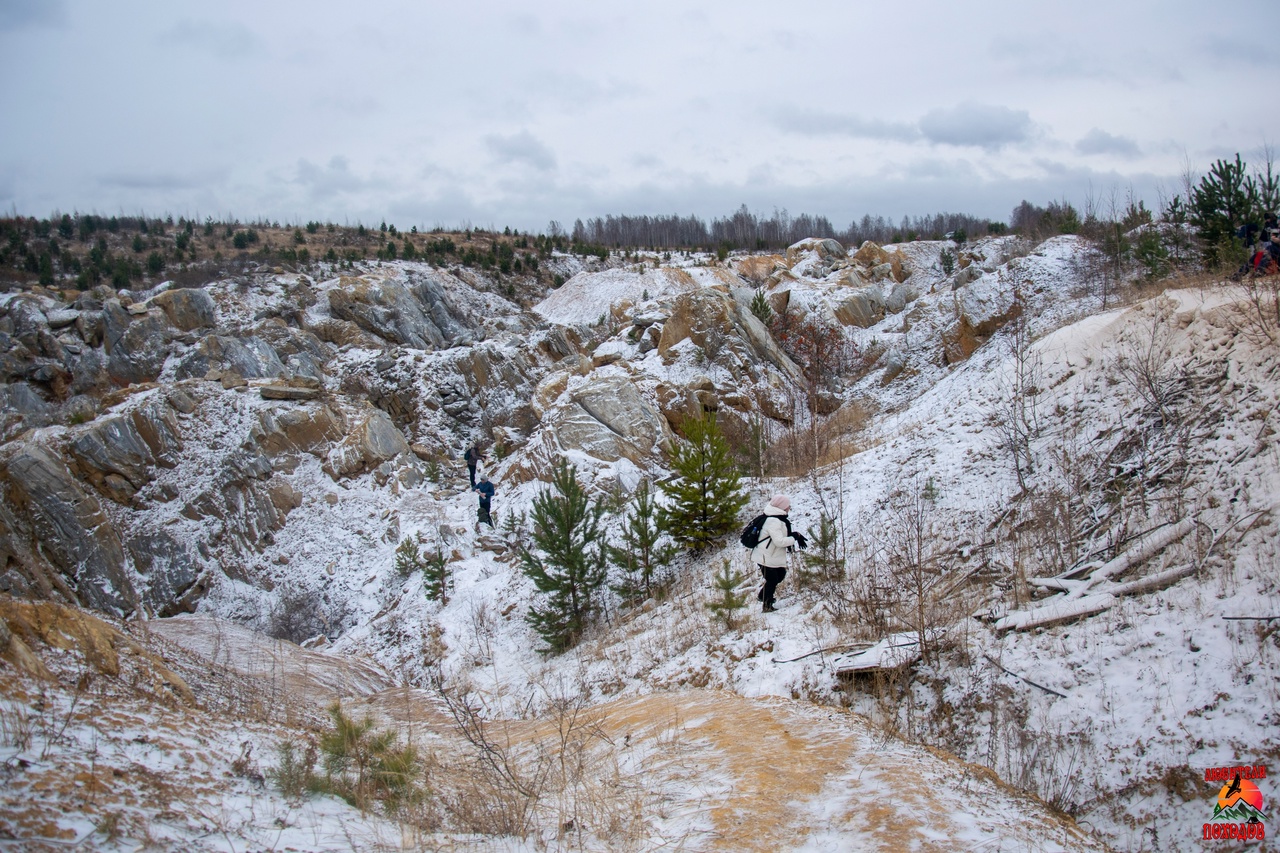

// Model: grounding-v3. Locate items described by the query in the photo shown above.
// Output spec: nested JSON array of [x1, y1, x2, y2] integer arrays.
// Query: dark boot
[[762, 600, 776, 613]]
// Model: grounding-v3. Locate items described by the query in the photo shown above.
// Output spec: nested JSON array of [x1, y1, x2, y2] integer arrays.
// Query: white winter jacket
[[751, 505, 796, 568]]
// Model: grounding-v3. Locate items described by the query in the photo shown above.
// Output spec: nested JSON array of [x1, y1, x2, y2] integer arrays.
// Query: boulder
[[323, 408, 410, 479], [175, 335, 286, 381], [833, 285, 887, 328], [151, 288, 216, 331], [102, 301, 171, 386]]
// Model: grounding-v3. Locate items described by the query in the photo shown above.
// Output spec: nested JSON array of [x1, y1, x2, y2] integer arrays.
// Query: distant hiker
[[474, 474, 495, 528], [1248, 231, 1280, 276], [750, 495, 806, 613], [464, 444, 483, 488]]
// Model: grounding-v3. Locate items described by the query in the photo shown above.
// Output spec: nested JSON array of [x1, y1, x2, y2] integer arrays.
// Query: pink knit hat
[[769, 495, 790, 511]]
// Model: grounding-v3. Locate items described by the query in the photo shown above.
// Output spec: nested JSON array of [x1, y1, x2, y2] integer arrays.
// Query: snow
[[5, 235, 1280, 850]]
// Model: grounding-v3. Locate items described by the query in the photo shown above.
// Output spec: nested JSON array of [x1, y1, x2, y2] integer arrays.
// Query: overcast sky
[[2, 0, 1278, 233]]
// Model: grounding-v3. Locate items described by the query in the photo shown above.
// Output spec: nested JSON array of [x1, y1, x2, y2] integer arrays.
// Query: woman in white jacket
[[751, 495, 806, 612]]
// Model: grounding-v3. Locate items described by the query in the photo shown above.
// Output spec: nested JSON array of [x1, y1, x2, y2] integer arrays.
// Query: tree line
[[568, 205, 1004, 252]]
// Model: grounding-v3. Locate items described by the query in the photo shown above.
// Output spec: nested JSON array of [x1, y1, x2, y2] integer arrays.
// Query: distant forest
[[566, 204, 1006, 251]]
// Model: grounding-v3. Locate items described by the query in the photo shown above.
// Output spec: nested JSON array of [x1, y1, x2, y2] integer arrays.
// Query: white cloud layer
[[0, 0, 1277, 230]]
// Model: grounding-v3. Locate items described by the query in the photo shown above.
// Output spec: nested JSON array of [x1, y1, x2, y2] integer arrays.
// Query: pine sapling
[[659, 412, 749, 550], [608, 480, 676, 604], [706, 559, 749, 628], [519, 461, 607, 653]]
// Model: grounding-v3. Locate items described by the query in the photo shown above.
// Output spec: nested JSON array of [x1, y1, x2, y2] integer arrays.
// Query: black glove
[[792, 532, 808, 550]]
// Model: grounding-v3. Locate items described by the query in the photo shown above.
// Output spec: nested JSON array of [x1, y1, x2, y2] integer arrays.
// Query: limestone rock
[[327, 276, 467, 350], [657, 289, 805, 384], [0, 444, 137, 614], [783, 238, 846, 278], [324, 408, 409, 479], [151, 288, 216, 331], [255, 404, 347, 459], [176, 335, 286, 381], [833, 285, 887, 329], [103, 301, 172, 386]]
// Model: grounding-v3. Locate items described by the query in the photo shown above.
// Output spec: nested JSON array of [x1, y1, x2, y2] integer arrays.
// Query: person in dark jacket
[[750, 495, 806, 612], [474, 474, 495, 528], [464, 444, 483, 488]]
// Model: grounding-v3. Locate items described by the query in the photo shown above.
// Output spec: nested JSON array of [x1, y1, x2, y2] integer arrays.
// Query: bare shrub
[[1231, 274, 1280, 347], [265, 584, 331, 644], [769, 400, 874, 477]]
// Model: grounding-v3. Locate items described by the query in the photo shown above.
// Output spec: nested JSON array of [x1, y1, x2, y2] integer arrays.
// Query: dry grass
[[768, 401, 876, 477]]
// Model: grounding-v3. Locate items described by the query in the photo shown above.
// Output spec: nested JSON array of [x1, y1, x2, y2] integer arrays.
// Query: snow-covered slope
[[2, 236, 1277, 851]]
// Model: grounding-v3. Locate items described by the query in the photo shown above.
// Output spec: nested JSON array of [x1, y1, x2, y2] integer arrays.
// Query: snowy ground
[[4, 237, 1278, 850]]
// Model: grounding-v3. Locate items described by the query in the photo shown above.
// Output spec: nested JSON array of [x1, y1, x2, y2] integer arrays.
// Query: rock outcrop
[[0, 444, 136, 615]]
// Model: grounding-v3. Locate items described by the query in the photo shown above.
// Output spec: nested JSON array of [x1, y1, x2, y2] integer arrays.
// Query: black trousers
[[467, 462, 477, 488], [478, 498, 492, 527], [759, 565, 786, 605]]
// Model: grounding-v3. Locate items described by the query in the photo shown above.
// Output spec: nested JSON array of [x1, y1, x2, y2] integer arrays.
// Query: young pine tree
[[705, 559, 749, 628], [659, 412, 749, 549], [798, 513, 844, 589], [519, 460, 607, 653], [608, 480, 676, 603]]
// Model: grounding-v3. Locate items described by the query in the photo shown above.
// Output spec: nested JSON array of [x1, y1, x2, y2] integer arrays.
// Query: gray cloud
[[294, 156, 378, 200], [98, 172, 207, 191], [0, 0, 67, 32], [1203, 35, 1280, 68], [919, 102, 1033, 150], [161, 19, 260, 59], [1075, 129, 1142, 158], [485, 131, 557, 172], [776, 108, 921, 142], [310, 95, 381, 119]]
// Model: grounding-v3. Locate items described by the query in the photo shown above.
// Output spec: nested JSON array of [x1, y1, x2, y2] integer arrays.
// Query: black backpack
[[741, 513, 790, 548], [740, 514, 768, 548]]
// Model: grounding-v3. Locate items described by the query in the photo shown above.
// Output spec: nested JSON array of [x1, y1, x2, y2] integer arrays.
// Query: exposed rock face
[[66, 397, 182, 503], [851, 241, 909, 283], [933, 266, 1033, 364], [658, 289, 805, 384], [127, 529, 205, 617], [175, 335, 286, 380], [785, 238, 846, 278], [327, 276, 469, 350], [255, 404, 348, 461], [0, 444, 136, 615], [103, 301, 173, 386], [151, 288, 216, 331], [323, 408, 410, 479], [0, 383, 55, 441], [537, 375, 670, 466], [833, 285, 887, 328], [533, 268, 700, 327]]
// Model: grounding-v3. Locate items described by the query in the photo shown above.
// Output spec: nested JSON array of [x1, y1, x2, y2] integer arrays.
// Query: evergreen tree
[[1191, 154, 1258, 269], [608, 480, 676, 603], [519, 461, 607, 653], [659, 412, 749, 549], [798, 513, 844, 589], [705, 559, 748, 627], [749, 289, 772, 325]]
